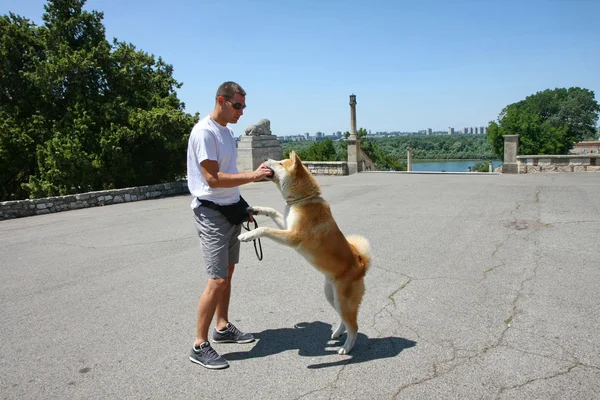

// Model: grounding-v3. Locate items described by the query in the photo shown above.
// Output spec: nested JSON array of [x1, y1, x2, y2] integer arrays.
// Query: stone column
[[407, 147, 412, 172], [347, 94, 359, 175], [236, 118, 283, 174], [503, 135, 519, 174], [488, 160, 493, 173]]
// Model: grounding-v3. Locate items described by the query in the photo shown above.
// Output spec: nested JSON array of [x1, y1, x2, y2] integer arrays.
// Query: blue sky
[[2, 0, 599, 136]]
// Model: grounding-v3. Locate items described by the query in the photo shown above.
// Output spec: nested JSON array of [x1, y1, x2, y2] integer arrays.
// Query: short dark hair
[[216, 81, 246, 101]]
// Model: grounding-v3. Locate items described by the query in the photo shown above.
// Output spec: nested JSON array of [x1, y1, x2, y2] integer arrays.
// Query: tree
[[487, 88, 599, 157], [0, 0, 197, 200], [285, 138, 341, 161], [0, 13, 48, 200], [353, 128, 406, 170]]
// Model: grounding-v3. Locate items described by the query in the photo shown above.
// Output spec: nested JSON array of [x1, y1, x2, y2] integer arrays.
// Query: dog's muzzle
[[263, 158, 274, 178]]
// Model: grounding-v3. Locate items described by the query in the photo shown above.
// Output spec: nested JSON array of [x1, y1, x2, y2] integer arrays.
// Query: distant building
[[569, 140, 600, 155], [469, 127, 474, 134], [305, 132, 310, 140], [426, 128, 432, 135], [448, 127, 454, 135], [463, 127, 469, 134]]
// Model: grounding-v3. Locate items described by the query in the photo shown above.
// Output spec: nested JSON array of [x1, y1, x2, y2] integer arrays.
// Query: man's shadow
[[221, 321, 416, 369]]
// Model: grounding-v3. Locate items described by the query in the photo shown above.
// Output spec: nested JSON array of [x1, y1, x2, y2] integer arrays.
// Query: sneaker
[[212, 322, 255, 344], [189, 342, 229, 369]]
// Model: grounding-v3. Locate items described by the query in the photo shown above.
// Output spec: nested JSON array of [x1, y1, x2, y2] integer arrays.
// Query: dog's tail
[[346, 235, 371, 274]]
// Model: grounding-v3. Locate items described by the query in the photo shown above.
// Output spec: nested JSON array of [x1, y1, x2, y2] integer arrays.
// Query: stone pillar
[[347, 94, 359, 175], [236, 118, 283, 173], [488, 160, 493, 173], [503, 135, 519, 174], [407, 147, 413, 172]]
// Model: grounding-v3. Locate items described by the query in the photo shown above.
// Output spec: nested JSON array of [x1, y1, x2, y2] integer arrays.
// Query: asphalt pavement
[[1, 172, 599, 399]]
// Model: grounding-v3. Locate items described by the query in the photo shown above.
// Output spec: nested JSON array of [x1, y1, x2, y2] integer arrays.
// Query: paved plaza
[[1, 172, 599, 399]]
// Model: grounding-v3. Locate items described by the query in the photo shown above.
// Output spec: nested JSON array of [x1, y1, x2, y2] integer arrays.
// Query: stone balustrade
[[0, 181, 188, 220], [302, 161, 349, 176], [517, 155, 600, 173]]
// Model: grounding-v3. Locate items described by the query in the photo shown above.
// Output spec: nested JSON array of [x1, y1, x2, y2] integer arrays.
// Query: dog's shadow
[[221, 321, 417, 369]]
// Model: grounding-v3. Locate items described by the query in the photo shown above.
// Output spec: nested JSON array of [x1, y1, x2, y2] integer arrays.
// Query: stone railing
[[358, 149, 377, 172], [0, 181, 188, 220], [303, 161, 349, 176], [516, 155, 600, 173]]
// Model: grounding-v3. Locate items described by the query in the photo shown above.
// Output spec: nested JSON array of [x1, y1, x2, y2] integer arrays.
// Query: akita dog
[[238, 151, 371, 354]]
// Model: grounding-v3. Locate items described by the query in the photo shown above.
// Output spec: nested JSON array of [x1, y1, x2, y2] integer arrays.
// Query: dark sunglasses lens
[[233, 103, 245, 110]]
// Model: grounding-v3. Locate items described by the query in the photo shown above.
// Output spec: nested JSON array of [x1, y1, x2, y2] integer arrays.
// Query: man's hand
[[253, 163, 273, 181], [200, 160, 272, 188]]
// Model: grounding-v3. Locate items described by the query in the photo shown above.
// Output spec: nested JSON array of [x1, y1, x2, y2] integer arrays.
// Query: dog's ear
[[290, 151, 302, 165]]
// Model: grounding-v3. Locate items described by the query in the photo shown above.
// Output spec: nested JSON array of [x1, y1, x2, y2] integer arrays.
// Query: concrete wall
[[516, 155, 600, 173], [0, 181, 188, 220]]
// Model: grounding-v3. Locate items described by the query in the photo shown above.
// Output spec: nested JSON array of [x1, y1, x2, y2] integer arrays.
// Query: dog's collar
[[286, 192, 320, 205]]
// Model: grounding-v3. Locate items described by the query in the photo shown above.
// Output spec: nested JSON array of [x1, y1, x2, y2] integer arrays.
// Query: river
[[411, 159, 502, 172]]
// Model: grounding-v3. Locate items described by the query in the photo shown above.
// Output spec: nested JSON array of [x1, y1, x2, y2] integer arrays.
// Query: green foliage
[[283, 139, 346, 161], [487, 88, 600, 157], [0, 0, 198, 200], [281, 133, 494, 172], [471, 160, 492, 172], [355, 128, 406, 171], [364, 135, 495, 160]]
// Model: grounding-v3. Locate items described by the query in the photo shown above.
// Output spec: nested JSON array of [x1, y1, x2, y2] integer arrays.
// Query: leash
[[242, 218, 263, 261]]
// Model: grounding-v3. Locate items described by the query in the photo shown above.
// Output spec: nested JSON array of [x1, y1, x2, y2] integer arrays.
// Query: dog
[[237, 151, 371, 354]]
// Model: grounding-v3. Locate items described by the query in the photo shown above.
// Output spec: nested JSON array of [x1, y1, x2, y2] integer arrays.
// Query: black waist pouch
[[198, 196, 250, 225]]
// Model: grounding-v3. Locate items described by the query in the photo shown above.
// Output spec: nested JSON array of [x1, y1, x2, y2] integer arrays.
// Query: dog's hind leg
[[335, 281, 365, 355], [324, 278, 335, 308], [325, 278, 346, 339]]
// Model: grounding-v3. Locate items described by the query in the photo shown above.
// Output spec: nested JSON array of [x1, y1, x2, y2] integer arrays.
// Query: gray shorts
[[192, 205, 242, 279]]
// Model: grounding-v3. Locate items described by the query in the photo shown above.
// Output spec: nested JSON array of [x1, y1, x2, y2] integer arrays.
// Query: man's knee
[[207, 277, 229, 292]]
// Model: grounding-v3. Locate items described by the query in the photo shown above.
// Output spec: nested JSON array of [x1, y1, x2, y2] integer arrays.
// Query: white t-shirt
[[187, 115, 240, 208]]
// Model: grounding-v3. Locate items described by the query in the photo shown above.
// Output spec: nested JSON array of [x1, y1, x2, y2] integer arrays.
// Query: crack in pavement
[[499, 343, 600, 370], [293, 385, 330, 400], [550, 220, 599, 225], [494, 364, 582, 399], [479, 230, 517, 282], [391, 188, 555, 398]]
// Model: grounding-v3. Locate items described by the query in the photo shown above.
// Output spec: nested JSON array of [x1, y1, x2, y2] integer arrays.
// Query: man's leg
[[194, 277, 228, 347], [214, 264, 235, 331]]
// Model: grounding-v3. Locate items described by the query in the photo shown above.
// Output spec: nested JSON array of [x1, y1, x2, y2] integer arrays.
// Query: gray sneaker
[[212, 322, 255, 344], [189, 342, 229, 369]]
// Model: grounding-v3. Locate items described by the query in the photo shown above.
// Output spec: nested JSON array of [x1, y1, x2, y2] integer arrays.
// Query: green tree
[[487, 88, 599, 157], [0, 0, 197, 200], [355, 128, 406, 170], [0, 13, 48, 200], [285, 138, 341, 161]]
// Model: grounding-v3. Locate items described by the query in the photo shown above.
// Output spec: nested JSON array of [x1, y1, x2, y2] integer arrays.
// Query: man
[[187, 81, 272, 369]]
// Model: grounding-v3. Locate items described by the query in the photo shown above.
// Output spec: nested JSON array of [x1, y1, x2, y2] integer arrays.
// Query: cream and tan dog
[[238, 151, 371, 354]]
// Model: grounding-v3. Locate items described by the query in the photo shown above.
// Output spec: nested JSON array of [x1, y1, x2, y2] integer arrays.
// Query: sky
[[2, 0, 599, 136]]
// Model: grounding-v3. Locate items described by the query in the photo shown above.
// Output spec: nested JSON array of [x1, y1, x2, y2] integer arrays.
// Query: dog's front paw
[[246, 206, 258, 215], [237, 232, 254, 242]]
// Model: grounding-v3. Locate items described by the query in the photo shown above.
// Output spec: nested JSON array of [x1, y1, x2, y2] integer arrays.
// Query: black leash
[[242, 218, 263, 261]]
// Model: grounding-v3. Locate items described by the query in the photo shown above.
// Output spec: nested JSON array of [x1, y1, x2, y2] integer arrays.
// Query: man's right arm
[[200, 160, 272, 188]]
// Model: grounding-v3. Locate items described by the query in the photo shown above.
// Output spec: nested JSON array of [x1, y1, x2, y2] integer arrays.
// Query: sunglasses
[[226, 100, 246, 110]]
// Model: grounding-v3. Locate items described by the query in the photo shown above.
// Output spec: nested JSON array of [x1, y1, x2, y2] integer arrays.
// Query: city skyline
[[275, 125, 489, 142]]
